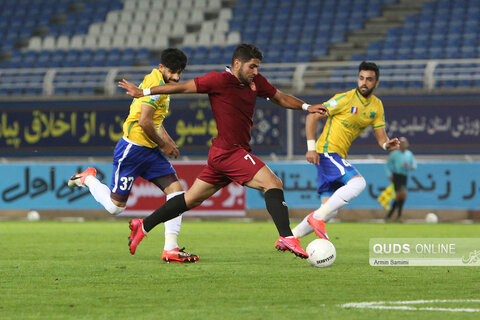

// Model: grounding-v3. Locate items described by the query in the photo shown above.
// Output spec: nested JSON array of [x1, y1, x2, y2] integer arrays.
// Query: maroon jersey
[[194, 69, 277, 151]]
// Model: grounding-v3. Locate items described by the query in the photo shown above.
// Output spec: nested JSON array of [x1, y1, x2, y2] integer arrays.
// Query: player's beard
[[357, 85, 375, 98], [237, 66, 253, 85]]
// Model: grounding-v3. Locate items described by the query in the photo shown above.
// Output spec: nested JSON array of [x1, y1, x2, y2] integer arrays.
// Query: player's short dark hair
[[232, 43, 263, 65], [161, 48, 187, 73], [359, 61, 379, 80]]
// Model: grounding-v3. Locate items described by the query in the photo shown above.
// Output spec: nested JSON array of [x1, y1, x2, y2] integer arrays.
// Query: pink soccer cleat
[[162, 247, 199, 263], [275, 239, 288, 251], [307, 212, 330, 240], [67, 167, 97, 188], [276, 237, 308, 259], [128, 219, 147, 255]]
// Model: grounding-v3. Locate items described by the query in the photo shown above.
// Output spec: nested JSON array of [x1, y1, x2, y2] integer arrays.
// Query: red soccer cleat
[[307, 212, 330, 240], [162, 247, 199, 263], [275, 239, 288, 251], [128, 219, 147, 255], [68, 167, 97, 188], [276, 237, 308, 259]]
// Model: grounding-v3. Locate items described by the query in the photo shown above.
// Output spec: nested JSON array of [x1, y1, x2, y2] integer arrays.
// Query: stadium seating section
[[0, 0, 479, 95]]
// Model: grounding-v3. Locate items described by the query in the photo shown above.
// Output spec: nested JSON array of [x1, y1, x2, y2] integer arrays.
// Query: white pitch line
[[340, 299, 480, 312]]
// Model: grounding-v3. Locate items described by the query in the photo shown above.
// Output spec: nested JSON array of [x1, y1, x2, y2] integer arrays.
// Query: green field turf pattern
[[0, 221, 479, 320]]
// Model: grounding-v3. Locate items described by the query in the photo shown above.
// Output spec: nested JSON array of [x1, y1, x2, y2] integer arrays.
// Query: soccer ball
[[306, 239, 336, 268], [425, 212, 438, 224], [27, 210, 40, 221]]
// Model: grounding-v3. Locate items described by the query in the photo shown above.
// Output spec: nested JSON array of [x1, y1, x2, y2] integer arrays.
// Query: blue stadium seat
[[264, 50, 280, 63], [348, 20, 364, 31], [414, 38, 429, 49], [368, 41, 383, 51], [280, 51, 296, 63], [351, 53, 365, 61], [428, 47, 444, 59], [136, 48, 150, 60], [207, 46, 223, 64], [365, 50, 381, 60], [383, 37, 398, 50], [381, 48, 395, 60], [10, 88, 24, 95], [295, 50, 311, 63], [313, 82, 327, 90], [3, 0, 480, 95], [457, 79, 473, 88], [311, 47, 328, 58], [397, 48, 411, 60], [407, 75, 424, 89], [438, 80, 456, 89], [444, 48, 460, 59], [330, 33, 345, 44], [464, 22, 478, 34], [412, 48, 427, 60], [460, 46, 476, 59]]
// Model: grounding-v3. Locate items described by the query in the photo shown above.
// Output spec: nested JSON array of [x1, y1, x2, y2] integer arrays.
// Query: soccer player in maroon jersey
[[119, 44, 327, 259]]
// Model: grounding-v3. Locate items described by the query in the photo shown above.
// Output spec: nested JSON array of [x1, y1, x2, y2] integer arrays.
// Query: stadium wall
[[1, 92, 479, 221], [0, 160, 479, 222], [1, 93, 479, 157]]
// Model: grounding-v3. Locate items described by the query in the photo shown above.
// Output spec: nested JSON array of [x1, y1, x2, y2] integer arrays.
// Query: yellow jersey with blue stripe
[[316, 88, 385, 158], [122, 69, 170, 148]]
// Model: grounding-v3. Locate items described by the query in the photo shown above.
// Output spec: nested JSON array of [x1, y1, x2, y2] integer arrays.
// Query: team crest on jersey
[[351, 106, 358, 114], [328, 99, 338, 107], [250, 82, 256, 91]]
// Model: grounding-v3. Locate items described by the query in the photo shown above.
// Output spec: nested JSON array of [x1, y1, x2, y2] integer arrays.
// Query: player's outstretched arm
[[118, 79, 143, 97], [118, 79, 197, 98], [374, 128, 400, 151], [270, 90, 328, 116]]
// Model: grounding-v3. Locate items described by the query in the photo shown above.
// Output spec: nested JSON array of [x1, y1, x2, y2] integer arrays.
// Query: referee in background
[[385, 137, 417, 221]]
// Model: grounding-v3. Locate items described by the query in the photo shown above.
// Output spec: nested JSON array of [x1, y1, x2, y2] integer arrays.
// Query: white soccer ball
[[425, 212, 438, 224], [27, 210, 40, 221], [306, 239, 336, 268]]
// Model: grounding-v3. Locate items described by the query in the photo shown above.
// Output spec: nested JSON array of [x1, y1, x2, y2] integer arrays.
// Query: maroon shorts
[[197, 145, 265, 186]]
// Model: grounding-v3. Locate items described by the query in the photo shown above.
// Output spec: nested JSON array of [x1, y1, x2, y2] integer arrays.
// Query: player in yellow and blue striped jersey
[[68, 49, 198, 263], [292, 62, 400, 241]]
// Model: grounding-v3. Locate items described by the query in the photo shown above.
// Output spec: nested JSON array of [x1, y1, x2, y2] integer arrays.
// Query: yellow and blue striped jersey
[[316, 88, 385, 158], [122, 69, 170, 148]]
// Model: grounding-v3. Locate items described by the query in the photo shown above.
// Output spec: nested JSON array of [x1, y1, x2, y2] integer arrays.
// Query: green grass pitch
[[1, 221, 479, 319]]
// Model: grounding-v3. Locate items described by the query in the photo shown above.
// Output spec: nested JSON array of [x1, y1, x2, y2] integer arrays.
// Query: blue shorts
[[315, 153, 360, 196], [110, 138, 176, 195]]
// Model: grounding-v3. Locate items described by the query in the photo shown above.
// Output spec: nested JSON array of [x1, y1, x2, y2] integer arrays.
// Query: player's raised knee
[[106, 202, 125, 215], [349, 176, 367, 196]]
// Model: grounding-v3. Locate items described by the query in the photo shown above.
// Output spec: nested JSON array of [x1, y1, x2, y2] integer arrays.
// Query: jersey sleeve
[[194, 72, 223, 94], [372, 100, 386, 129], [323, 91, 351, 116], [254, 73, 277, 98], [138, 73, 163, 109]]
